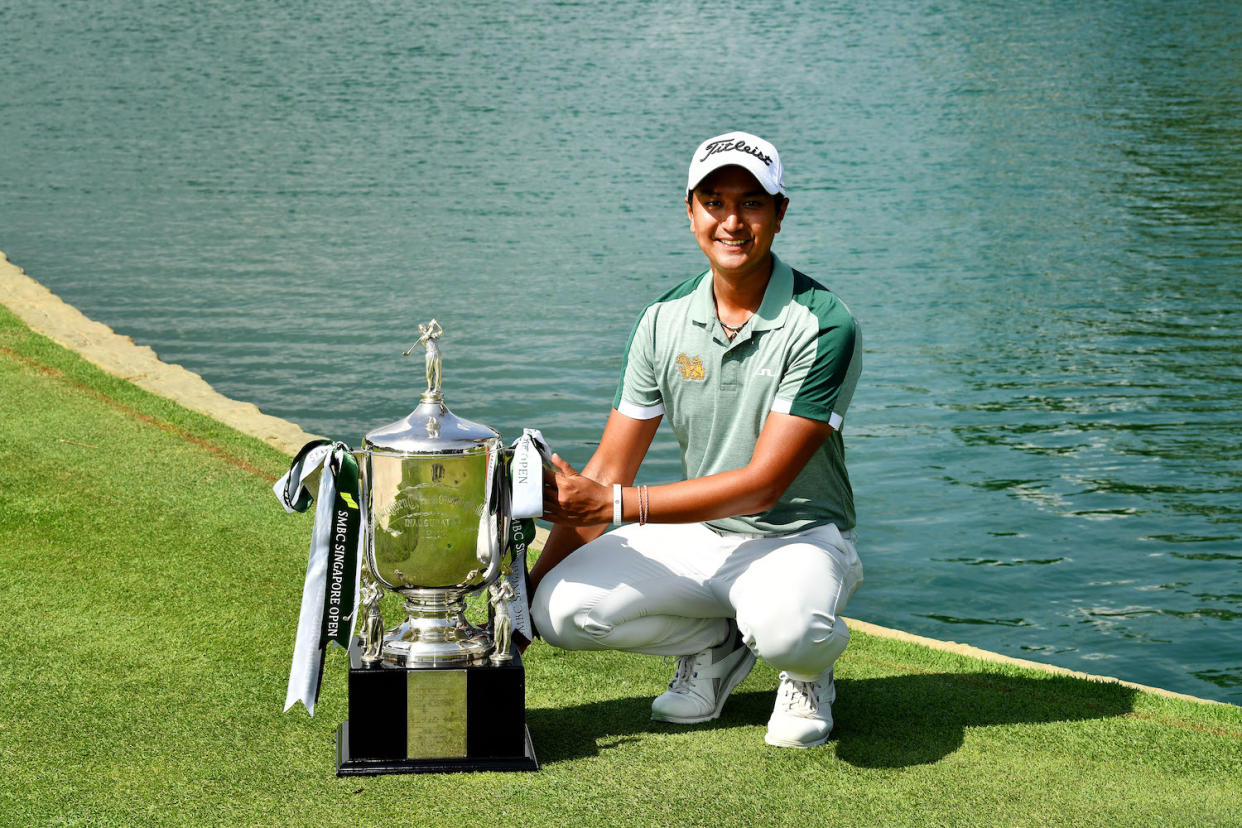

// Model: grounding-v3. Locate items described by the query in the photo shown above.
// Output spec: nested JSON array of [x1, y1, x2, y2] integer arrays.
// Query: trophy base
[[336, 722, 538, 775], [336, 638, 538, 775]]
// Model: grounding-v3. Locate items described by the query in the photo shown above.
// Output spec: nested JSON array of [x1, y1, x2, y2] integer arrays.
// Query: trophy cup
[[335, 320, 538, 774]]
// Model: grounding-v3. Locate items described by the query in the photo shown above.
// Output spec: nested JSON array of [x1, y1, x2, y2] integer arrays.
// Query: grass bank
[[1, 304, 1239, 826]]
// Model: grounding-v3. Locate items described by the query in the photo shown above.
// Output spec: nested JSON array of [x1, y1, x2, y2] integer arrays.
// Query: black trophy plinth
[[336, 640, 538, 775]]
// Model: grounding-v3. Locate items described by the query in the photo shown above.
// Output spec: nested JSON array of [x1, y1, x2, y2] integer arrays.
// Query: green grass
[[1, 303, 1239, 827]]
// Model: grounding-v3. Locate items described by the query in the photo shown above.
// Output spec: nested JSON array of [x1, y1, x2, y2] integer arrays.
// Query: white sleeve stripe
[[617, 400, 665, 420], [770, 398, 845, 431]]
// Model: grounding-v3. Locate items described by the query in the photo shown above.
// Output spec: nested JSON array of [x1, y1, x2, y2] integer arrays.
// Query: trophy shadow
[[526, 671, 1138, 768]]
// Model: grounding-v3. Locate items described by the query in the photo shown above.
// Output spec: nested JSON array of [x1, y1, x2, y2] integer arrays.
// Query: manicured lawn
[[1, 305, 1239, 826]]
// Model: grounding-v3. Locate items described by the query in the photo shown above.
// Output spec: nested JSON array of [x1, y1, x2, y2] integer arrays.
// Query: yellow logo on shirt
[[675, 354, 706, 381]]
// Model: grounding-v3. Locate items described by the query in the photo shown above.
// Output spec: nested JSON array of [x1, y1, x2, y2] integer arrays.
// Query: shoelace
[[666, 655, 697, 692], [779, 675, 819, 714]]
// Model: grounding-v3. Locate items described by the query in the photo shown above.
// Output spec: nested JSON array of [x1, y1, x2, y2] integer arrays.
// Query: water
[[2, 0, 1240, 703]]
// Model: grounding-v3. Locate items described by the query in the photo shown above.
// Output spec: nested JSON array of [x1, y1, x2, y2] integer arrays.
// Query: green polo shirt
[[613, 253, 861, 534]]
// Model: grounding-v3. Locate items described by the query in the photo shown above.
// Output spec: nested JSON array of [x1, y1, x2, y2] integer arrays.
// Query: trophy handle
[[495, 456, 512, 569], [475, 448, 510, 588]]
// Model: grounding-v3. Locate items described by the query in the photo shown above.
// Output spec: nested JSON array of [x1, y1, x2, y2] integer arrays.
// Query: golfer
[[532, 131, 863, 748]]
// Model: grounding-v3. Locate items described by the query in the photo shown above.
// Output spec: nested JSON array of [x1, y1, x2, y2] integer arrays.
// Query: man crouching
[[533, 131, 863, 748]]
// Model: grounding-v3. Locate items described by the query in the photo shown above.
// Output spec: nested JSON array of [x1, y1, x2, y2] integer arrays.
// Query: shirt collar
[[751, 253, 793, 332], [689, 270, 717, 326], [688, 253, 793, 333]]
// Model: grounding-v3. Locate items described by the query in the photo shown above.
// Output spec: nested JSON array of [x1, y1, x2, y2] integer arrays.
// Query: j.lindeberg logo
[[699, 139, 772, 166]]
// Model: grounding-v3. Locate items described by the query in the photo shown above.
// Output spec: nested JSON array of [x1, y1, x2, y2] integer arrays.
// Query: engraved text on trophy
[[405, 670, 468, 758], [370, 454, 488, 589]]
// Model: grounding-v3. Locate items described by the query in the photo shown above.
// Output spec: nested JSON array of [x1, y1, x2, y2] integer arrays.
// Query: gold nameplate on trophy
[[406, 670, 467, 758]]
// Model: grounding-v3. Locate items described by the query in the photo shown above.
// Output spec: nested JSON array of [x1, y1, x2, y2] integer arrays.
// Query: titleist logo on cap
[[699, 138, 773, 167]]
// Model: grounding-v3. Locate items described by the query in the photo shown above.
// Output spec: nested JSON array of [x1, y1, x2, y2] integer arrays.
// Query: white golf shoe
[[764, 668, 836, 748], [651, 624, 756, 724]]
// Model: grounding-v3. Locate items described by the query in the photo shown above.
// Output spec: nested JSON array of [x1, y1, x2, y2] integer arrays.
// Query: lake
[[2, 0, 1239, 703]]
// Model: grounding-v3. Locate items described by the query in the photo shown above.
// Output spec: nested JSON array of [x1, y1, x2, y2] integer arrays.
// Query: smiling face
[[686, 165, 787, 284]]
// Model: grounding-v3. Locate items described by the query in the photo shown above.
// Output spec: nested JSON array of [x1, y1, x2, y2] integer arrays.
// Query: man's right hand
[[528, 409, 662, 594], [542, 453, 613, 527]]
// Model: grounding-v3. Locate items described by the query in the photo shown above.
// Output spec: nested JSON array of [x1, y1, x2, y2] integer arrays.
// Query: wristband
[[613, 483, 623, 525]]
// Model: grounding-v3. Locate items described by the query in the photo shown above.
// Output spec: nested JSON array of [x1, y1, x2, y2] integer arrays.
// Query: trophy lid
[[364, 319, 500, 455]]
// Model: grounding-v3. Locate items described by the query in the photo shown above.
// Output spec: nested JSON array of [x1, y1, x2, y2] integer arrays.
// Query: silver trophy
[[358, 319, 510, 668], [290, 319, 538, 773]]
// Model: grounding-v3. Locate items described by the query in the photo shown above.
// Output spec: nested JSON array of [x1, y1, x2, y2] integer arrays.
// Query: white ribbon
[[510, 428, 553, 519], [273, 442, 365, 715], [505, 428, 555, 642]]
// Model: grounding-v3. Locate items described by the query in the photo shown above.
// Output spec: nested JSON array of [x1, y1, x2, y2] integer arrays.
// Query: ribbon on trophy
[[274, 439, 364, 715], [509, 428, 553, 521], [505, 428, 555, 644]]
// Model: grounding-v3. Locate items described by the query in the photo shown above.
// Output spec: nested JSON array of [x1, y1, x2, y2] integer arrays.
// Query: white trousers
[[531, 522, 863, 682]]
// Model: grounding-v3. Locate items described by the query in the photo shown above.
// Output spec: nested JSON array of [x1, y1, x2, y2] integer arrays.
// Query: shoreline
[[0, 250, 317, 456], [0, 248, 1226, 708]]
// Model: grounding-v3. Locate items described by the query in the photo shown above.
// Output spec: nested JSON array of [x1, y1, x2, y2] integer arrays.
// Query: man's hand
[[529, 411, 661, 593], [542, 453, 613, 527]]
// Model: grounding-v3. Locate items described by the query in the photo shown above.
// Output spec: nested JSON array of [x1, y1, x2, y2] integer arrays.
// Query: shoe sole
[[651, 648, 757, 725], [763, 731, 831, 748]]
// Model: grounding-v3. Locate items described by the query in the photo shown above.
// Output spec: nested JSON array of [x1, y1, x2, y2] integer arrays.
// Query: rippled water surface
[[3, 0, 1240, 702]]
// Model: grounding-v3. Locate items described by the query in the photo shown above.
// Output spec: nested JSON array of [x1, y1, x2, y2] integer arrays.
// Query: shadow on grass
[[528, 671, 1138, 768]]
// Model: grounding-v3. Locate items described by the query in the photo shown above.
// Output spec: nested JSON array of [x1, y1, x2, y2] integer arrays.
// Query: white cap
[[686, 131, 785, 197]]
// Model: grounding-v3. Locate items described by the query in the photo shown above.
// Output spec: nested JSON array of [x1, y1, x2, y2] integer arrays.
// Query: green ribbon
[[321, 449, 361, 650], [510, 516, 535, 560], [507, 519, 536, 643]]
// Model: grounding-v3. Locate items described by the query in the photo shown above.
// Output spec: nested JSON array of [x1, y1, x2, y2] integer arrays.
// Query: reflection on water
[[1194, 668, 1242, 689], [1, 0, 1240, 703], [918, 615, 1033, 628], [933, 557, 1069, 567]]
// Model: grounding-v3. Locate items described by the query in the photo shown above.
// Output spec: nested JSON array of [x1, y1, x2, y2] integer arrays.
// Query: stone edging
[[0, 250, 1224, 707], [0, 251, 318, 456], [842, 617, 1223, 706]]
